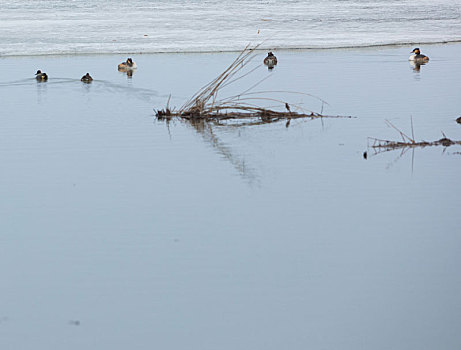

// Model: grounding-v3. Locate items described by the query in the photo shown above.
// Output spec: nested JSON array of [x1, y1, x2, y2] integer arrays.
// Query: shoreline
[[1, 39, 461, 59]]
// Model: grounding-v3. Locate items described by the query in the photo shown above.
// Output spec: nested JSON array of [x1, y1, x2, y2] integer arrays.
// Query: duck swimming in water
[[81, 73, 93, 83], [409, 48, 429, 63], [35, 70, 48, 81], [118, 57, 137, 70], [263, 52, 278, 68]]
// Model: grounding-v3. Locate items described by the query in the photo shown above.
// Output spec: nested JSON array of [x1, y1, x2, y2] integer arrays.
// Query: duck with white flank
[[118, 57, 137, 70], [264, 52, 277, 69], [409, 48, 429, 63]]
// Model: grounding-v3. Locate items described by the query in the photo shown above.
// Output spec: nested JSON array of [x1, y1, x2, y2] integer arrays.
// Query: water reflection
[[118, 67, 135, 79], [82, 81, 92, 93], [409, 61, 427, 72], [177, 118, 259, 185], [36, 79, 48, 104]]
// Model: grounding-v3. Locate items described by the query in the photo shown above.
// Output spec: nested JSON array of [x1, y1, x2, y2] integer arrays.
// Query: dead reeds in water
[[368, 119, 461, 156], [156, 45, 350, 127]]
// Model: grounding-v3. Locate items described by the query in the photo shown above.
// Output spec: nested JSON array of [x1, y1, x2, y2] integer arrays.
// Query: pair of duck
[[35, 70, 93, 82], [35, 57, 138, 82], [263, 48, 429, 65]]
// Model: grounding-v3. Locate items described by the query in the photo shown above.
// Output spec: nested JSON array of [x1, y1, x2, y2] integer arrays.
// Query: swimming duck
[[409, 48, 429, 63], [264, 52, 278, 67], [35, 70, 48, 81], [118, 57, 137, 70], [81, 73, 93, 83]]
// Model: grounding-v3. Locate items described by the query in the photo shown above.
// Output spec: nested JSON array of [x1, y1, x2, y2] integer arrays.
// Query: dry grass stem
[[155, 45, 351, 126], [368, 119, 461, 155]]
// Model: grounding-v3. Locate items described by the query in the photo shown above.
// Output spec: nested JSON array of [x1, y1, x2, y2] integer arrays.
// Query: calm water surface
[[1, 44, 461, 349]]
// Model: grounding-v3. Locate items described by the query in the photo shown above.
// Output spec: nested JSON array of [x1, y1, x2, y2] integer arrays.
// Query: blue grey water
[[1, 1, 461, 350], [0, 0, 461, 56]]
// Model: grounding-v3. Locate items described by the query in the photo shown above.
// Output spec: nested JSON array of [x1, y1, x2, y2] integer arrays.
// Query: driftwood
[[367, 119, 461, 157], [156, 44, 351, 126]]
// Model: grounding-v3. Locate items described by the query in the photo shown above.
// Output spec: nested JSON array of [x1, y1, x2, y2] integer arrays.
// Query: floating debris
[[155, 44, 351, 127], [368, 119, 461, 156]]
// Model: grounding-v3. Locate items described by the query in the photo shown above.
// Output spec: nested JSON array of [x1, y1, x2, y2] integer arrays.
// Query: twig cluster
[[368, 119, 461, 154], [156, 44, 351, 126]]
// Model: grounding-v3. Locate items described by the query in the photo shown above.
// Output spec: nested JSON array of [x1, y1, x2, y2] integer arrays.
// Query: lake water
[[1, 1, 461, 348], [1, 0, 461, 56], [1, 43, 461, 349]]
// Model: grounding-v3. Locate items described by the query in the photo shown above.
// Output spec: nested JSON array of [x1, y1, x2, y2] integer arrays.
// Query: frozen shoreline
[[2, 0, 461, 57], [2, 39, 461, 58]]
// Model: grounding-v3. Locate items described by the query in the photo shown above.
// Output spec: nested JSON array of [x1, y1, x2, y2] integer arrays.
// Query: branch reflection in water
[[162, 117, 260, 185]]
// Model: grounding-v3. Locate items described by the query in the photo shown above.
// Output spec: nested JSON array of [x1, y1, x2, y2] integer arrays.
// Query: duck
[[118, 57, 137, 70], [35, 70, 48, 81], [81, 73, 93, 83], [409, 48, 429, 63], [263, 52, 278, 67]]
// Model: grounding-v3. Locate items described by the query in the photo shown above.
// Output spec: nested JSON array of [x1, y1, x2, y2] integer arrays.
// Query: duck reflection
[[409, 60, 427, 72], [118, 68, 135, 78]]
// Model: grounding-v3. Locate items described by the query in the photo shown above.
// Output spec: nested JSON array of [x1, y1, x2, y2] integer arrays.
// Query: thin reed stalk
[[155, 44, 351, 125], [368, 120, 461, 155]]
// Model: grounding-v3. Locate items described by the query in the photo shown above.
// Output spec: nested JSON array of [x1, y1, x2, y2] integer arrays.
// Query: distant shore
[[2, 40, 461, 59]]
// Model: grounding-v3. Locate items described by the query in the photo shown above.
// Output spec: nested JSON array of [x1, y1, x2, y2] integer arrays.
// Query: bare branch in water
[[367, 120, 461, 156], [155, 44, 351, 126]]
